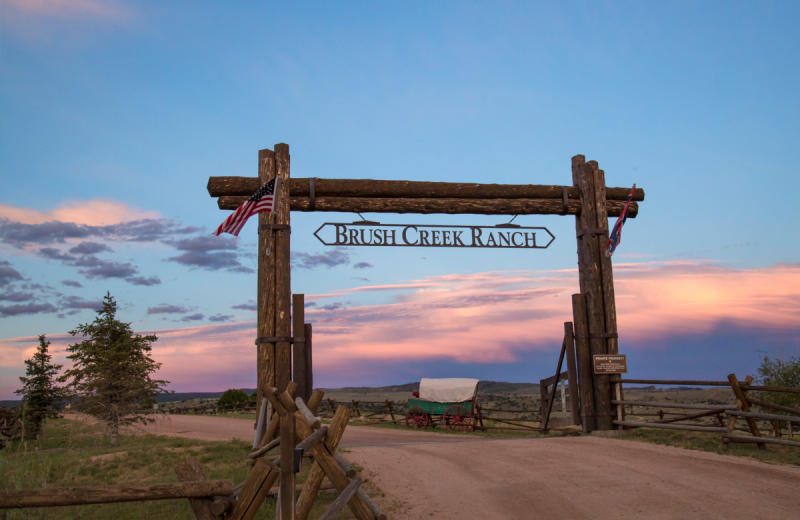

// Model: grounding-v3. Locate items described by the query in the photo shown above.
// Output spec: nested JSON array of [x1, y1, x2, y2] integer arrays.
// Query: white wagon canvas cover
[[418, 378, 480, 403]]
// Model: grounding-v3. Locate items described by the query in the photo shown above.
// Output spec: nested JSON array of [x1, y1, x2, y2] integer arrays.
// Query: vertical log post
[[572, 293, 595, 432], [304, 323, 313, 401], [572, 155, 614, 430], [292, 294, 306, 403], [280, 413, 296, 520], [275, 143, 292, 393], [590, 162, 620, 357], [564, 322, 581, 426], [728, 374, 765, 449], [257, 148, 277, 425]]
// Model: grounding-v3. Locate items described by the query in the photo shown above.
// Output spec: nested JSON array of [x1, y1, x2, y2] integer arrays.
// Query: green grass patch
[[0, 418, 358, 519], [616, 427, 800, 466]]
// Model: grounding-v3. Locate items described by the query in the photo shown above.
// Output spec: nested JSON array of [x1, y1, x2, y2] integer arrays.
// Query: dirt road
[[69, 415, 800, 518], [347, 436, 800, 519]]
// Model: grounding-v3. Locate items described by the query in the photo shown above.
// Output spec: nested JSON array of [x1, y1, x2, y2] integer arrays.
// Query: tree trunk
[[110, 419, 119, 446]]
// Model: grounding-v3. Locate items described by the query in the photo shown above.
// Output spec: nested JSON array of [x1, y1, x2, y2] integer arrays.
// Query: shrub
[[218, 389, 248, 407], [755, 349, 800, 410]]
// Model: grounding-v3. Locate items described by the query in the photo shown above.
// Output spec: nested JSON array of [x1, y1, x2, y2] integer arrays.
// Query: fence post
[[292, 294, 306, 403], [572, 294, 595, 432]]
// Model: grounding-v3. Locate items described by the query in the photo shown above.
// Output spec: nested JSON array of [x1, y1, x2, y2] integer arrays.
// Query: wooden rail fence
[[315, 398, 573, 433], [612, 374, 798, 448]]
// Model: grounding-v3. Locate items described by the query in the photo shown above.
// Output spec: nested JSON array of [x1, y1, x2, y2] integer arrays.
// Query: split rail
[[612, 374, 799, 449]]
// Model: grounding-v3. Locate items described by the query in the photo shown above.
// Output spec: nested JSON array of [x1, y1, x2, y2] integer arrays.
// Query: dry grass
[[0, 418, 368, 519]]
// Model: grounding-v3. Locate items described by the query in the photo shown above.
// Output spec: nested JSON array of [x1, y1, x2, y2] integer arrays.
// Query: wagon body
[[408, 398, 474, 415], [405, 378, 480, 432]]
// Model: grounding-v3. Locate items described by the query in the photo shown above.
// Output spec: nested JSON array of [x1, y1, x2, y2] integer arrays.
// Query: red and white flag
[[213, 176, 281, 236]]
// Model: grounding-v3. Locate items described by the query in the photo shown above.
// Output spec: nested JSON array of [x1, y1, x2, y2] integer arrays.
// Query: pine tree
[[59, 293, 168, 446], [15, 335, 65, 450]]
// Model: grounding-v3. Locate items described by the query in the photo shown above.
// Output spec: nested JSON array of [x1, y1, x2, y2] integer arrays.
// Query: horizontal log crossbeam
[[208, 177, 645, 201], [209, 177, 642, 217], [218, 195, 638, 217]]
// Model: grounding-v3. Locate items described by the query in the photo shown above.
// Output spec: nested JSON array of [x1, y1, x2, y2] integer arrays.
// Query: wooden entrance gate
[[207, 144, 645, 434]]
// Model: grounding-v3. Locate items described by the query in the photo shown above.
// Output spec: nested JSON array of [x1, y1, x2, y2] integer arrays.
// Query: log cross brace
[[223, 386, 385, 520]]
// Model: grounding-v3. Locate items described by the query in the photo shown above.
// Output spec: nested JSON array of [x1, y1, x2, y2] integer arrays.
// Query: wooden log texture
[[295, 414, 373, 520], [208, 177, 645, 201], [258, 382, 298, 449], [257, 148, 277, 422], [725, 410, 800, 423], [293, 294, 306, 403], [228, 459, 280, 520], [280, 413, 296, 520], [722, 434, 800, 448], [318, 477, 362, 520], [728, 374, 765, 448], [275, 143, 292, 393], [590, 163, 620, 367], [0, 480, 234, 509], [296, 407, 365, 520], [296, 398, 321, 430], [307, 389, 325, 415], [573, 156, 613, 431], [217, 195, 639, 217], [612, 421, 728, 433], [564, 322, 581, 427], [253, 397, 268, 450], [572, 293, 595, 433], [174, 458, 216, 520], [655, 409, 727, 424], [304, 323, 313, 402], [746, 398, 800, 416], [333, 451, 357, 478], [356, 488, 387, 520], [611, 400, 736, 411]]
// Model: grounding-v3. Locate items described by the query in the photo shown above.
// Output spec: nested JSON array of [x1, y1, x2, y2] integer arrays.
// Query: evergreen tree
[[15, 335, 65, 450], [59, 293, 168, 446]]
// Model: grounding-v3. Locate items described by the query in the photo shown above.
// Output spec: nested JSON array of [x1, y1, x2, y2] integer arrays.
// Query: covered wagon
[[404, 378, 479, 432]]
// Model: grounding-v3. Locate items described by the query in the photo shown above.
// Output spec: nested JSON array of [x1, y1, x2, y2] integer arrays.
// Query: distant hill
[[0, 400, 21, 409], [156, 389, 256, 403], [320, 381, 540, 395]]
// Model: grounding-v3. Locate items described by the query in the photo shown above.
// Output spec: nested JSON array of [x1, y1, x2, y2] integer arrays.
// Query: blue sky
[[1, 1, 799, 398]]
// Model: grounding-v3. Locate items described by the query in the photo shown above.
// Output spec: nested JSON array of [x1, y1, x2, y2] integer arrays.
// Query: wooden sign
[[314, 222, 555, 249], [593, 355, 627, 374]]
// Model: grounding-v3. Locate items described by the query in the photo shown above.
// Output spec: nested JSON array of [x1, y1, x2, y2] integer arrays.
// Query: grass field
[[615, 427, 800, 467], [0, 418, 371, 519]]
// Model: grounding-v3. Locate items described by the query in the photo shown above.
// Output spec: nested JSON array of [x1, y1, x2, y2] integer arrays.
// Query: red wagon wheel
[[442, 404, 473, 432], [405, 407, 429, 429]]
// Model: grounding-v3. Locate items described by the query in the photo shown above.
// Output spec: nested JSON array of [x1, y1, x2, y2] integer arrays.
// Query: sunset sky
[[1, 1, 799, 399]]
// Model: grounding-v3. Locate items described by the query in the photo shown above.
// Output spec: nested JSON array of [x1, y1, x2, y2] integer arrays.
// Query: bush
[[218, 389, 248, 407], [249, 390, 257, 402], [755, 350, 800, 410], [140, 397, 157, 409]]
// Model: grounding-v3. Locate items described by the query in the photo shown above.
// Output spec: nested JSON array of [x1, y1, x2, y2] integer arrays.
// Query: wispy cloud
[[2, 261, 798, 398], [0, 200, 157, 227]]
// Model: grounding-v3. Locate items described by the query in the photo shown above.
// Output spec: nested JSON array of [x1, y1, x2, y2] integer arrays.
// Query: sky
[[1, 0, 799, 399]]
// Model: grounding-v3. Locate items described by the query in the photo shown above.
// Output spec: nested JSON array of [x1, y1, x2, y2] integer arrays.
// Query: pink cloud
[[0, 199, 160, 226], [2, 261, 798, 398], [1, 0, 131, 20]]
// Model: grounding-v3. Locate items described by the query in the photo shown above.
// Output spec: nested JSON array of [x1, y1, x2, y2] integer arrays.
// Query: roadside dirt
[[64, 414, 800, 518], [64, 413, 476, 446]]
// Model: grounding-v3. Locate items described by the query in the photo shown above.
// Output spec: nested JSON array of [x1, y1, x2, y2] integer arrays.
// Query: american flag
[[213, 176, 281, 237], [606, 184, 636, 257]]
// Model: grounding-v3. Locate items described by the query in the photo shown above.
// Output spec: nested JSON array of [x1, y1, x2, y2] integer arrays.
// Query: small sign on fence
[[593, 354, 628, 374]]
